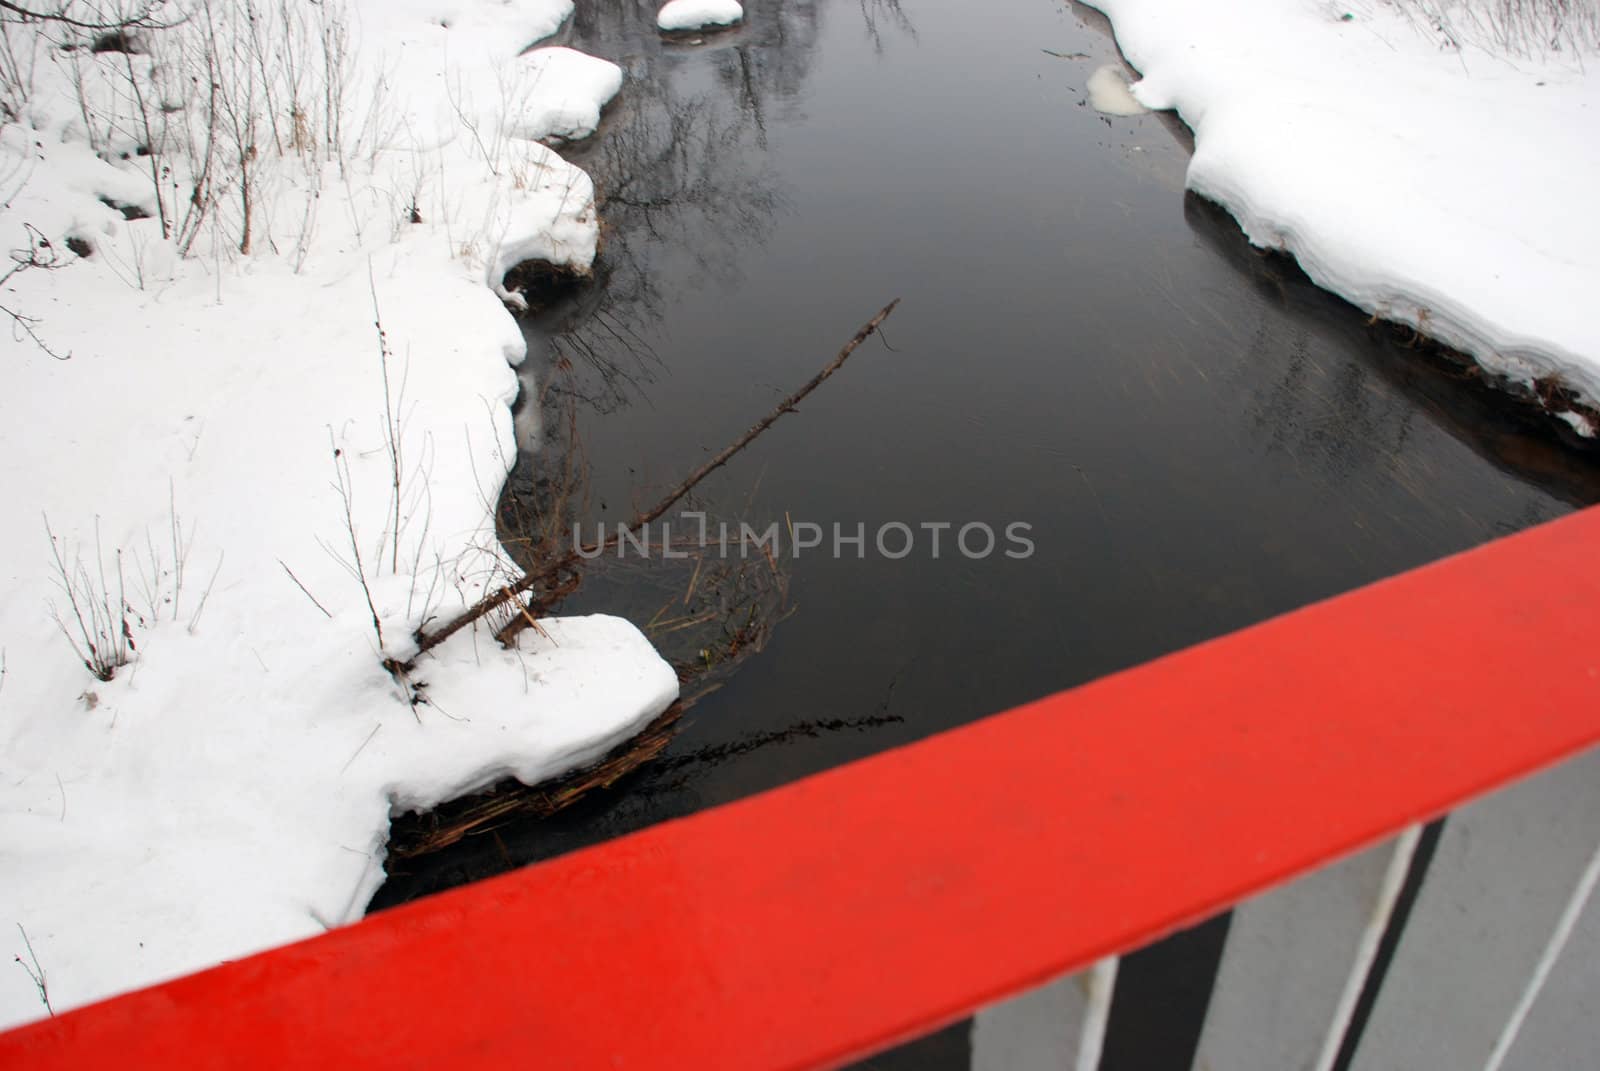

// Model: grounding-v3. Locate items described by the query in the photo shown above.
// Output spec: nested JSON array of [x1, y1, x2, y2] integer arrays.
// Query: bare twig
[[0, 0, 173, 31], [278, 558, 332, 618], [339, 722, 380, 774], [167, 482, 189, 623], [44, 513, 133, 681], [2, 225, 70, 360], [186, 550, 224, 633], [123, 46, 170, 239], [12, 924, 51, 1017], [331, 436, 383, 649], [403, 299, 900, 666], [369, 267, 403, 575]]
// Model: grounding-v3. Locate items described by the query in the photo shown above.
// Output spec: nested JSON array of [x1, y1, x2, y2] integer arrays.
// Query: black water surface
[[374, 1, 1597, 1058]]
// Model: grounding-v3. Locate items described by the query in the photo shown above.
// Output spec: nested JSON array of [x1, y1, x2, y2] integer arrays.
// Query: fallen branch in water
[[386, 702, 903, 861], [399, 298, 901, 670]]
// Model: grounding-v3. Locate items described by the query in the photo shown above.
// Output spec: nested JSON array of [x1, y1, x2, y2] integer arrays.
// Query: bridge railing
[[5, 506, 1599, 1070], [953, 746, 1600, 1071]]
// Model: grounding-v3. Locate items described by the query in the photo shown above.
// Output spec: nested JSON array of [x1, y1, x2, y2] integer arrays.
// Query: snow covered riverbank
[[0, 0, 676, 1027], [1086, 0, 1600, 433]]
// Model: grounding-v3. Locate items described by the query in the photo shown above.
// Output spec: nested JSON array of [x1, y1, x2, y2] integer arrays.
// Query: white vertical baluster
[[1349, 750, 1600, 1070], [1074, 957, 1117, 1071], [1311, 825, 1422, 1071], [1181, 830, 1416, 1071], [971, 956, 1117, 1071], [1485, 837, 1600, 1071]]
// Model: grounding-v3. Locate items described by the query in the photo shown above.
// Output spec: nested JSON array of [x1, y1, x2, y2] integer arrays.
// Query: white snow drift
[[0, 0, 671, 1029], [658, 0, 745, 33], [505, 47, 625, 144], [1087, 0, 1600, 428]]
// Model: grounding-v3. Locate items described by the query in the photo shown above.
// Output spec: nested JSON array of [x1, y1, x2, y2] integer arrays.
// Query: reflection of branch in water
[[638, 712, 905, 796], [722, 45, 768, 147], [1172, 197, 1403, 472], [502, 364, 590, 564], [517, 78, 787, 415], [589, 77, 786, 281], [642, 662, 907, 798], [387, 657, 906, 865], [1181, 192, 1600, 507], [384, 705, 901, 861], [529, 3, 817, 417], [859, 0, 917, 53], [547, 314, 661, 417], [1237, 297, 1417, 481]]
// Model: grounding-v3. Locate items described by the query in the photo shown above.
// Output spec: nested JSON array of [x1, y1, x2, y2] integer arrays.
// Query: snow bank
[[0, 0, 673, 1028], [1085, 0, 1600, 428], [507, 47, 626, 144], [658, 0, 745, 33]]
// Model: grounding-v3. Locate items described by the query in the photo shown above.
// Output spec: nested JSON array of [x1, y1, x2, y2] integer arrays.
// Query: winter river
[[372, 1, 1599, 1064]]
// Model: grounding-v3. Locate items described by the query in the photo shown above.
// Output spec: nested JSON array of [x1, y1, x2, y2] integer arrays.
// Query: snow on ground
[[506, 47, 626, 144], [658, 0, 746, 33], [0, 0, 672, 1029], [1085, 0, 1600, 430]]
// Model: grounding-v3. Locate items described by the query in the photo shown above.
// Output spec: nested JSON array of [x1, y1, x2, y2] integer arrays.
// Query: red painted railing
[[5, 507, 1600, 1069]]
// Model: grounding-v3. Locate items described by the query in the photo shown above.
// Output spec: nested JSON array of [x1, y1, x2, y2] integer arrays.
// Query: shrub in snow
[[0, 0, 677, 1030], [1395, 0, 1600, 59]]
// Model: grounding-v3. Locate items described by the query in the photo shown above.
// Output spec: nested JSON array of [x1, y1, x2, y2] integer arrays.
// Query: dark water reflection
[[376, 0, 1596, 947]]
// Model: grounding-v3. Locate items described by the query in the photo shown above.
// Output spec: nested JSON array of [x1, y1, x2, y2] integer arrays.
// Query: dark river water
[[372, 0, 1599, 1063]]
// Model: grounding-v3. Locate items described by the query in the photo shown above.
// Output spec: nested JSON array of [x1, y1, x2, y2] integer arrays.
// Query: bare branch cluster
[[0, 224, 70, 358], [0, 1, 173, 34], [43, 490, 221, 681], [1395, 0, 1600, 58]]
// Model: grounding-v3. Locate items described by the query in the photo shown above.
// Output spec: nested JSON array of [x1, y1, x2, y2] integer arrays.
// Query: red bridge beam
[[6, 508, 1600, 1069]]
